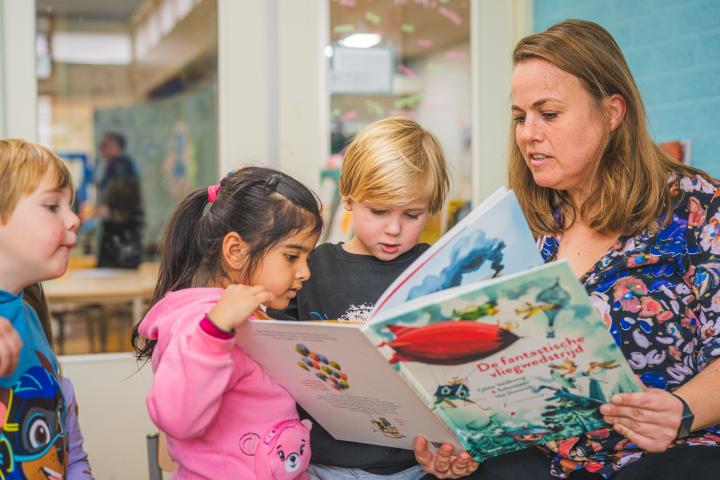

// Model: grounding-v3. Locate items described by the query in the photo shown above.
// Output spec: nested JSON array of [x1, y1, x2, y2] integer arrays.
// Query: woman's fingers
[[602, 407, 670, 426], [449, 452, 479, 477], [413, 437, 479, 479], [612, 422, 674, 452], [599, 389, 685, 452], [413, 436, 433, 468], [601, 390, 683, 429], [609, 390, 679, 413]]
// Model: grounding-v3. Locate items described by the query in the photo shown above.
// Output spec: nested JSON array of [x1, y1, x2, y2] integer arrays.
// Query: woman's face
[[511, 58, 615, 201]]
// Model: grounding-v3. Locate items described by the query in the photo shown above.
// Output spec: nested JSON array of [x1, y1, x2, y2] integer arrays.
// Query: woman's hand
[[207, 284, 276, 332], [413, 436, 479, 479], [600, 388, 684, 452], [0, 317, 22, 376]]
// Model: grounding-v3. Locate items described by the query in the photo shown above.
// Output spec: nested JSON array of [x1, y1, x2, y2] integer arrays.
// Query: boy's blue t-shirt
[[0, 289, 67, 478]]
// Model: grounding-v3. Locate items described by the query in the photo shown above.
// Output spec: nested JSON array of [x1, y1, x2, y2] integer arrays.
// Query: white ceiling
[[330, 0, 470, 60]]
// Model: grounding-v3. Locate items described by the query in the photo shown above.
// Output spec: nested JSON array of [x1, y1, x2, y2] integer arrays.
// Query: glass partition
[[324, 0, 472, 243], [36, 0, 218, 354]]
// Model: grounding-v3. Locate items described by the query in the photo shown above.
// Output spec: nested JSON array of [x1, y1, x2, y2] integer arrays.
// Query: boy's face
[[0, 170, 79, 293], [343, 197, 429, 261]]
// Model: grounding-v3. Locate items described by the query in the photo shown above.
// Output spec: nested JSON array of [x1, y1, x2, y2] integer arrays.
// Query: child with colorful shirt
[[0, 139, 80, 479], [22, 283, 94, 479]]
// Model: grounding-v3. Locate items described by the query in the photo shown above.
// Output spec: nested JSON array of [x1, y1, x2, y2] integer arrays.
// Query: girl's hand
[[600, 388, 684, 452], [207, 285, 276, 332], [0, 317, 22, 376], [413, 436, 479, 478]]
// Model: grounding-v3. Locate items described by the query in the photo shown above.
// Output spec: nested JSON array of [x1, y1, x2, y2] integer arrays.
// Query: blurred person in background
[[96, 132, 144, 269]]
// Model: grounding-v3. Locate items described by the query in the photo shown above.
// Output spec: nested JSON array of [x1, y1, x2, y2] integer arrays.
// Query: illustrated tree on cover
[[462, 415, 524, 458], [540, 391, 605, 435], [611, 371, 643, 398]]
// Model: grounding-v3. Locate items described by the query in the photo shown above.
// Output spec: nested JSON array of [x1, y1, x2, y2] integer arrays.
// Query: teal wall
[[94, 82, 219, 248], [535, 0, 720, 177]]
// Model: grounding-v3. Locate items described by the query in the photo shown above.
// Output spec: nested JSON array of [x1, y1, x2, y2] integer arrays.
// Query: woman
[[415, 19, 720, 480], [510, 18, 720, 479]]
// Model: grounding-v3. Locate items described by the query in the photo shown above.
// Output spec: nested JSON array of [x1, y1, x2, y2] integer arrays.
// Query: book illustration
[[525, 278, 572, 338], [372, 189, 543, 318], [407, 231, 506, 301], [453, 300, 499, 319], [295, 343, 349, 391], [455, 277, 572, 339], [377, 278, 573, 367], [379, 321, 519, 365], [434, 377, 483, 409], [547, 359, 620, 389], [461, 415, 555, 457], [369, 417, 406, 439]]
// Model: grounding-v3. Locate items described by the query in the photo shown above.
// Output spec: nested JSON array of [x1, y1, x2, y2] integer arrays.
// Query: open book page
[[370, 188, 543, 321], [363, 261, 643, 461], [235, 320, 461, 450]]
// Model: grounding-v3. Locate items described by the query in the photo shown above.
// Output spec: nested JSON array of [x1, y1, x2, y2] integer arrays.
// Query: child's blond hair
[[339, 117, 449, 213], [0, 139, 73, 223]]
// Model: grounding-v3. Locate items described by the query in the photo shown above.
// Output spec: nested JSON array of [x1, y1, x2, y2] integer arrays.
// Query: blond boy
[[285, 117, 448, 322], [276, 118, 463, 479]]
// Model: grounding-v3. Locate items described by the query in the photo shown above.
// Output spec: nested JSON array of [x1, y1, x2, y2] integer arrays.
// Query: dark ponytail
[[151, 189, 213, 301], [132, 166, 323, 361]]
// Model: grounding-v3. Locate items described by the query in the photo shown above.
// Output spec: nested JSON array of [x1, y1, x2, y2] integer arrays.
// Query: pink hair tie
[[207, 184, 221, 203]]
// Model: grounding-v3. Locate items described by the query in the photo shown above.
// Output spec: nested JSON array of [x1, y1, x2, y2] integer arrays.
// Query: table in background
[[44, 264, 158, 353]]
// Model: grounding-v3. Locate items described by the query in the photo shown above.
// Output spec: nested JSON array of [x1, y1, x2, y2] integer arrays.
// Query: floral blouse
[[537, 174, 720, 478]]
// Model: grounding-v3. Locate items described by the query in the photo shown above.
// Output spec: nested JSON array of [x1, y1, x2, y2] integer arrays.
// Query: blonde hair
[[340, 117, 450, 213], [508, 19, 706, 237], [0, 139, 73, 223]]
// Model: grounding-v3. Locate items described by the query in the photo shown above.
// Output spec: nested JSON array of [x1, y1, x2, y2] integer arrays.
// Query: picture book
[[235, 189, 644, 460], [363, 261, 643, 460]]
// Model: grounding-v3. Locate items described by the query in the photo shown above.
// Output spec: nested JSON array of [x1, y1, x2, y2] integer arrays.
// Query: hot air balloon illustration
[[535, 278, 570, 338], [378, 320, 518, 365]]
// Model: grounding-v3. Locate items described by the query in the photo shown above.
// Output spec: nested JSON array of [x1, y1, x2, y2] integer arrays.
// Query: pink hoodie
[[140, 287, 310, 479]]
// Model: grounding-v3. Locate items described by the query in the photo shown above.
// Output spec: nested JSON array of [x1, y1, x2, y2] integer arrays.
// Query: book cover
[[365, 261, 643, 460]]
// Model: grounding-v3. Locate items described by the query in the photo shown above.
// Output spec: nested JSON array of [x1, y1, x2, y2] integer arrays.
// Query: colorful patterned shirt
[[0, 290, 67, 479], [537, 174, 720, 478]]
